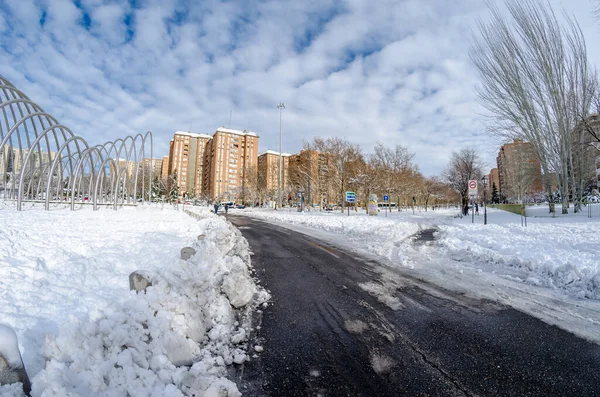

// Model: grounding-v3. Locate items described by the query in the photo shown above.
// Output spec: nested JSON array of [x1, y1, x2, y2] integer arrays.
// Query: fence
[[491, 203, 600, 218]]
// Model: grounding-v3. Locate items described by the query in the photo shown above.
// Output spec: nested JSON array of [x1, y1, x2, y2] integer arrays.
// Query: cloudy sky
[[0, 0, 598, 176]]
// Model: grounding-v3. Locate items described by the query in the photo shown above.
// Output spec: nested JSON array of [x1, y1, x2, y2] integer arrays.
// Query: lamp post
[[277, 102, 285, 210], [481, 175, 488, 225]]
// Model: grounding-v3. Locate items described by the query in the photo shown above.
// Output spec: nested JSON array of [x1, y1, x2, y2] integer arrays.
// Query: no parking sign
[[468, 180, 478, 196]]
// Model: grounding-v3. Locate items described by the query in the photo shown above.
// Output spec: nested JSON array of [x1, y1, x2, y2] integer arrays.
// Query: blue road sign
[[383, 195, 389, 201], [345, 191, 356, 203]]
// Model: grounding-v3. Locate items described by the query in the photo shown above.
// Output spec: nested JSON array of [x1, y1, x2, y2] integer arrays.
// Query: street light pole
[[277, 102, 285, 210], [482, 175, 488, 225]]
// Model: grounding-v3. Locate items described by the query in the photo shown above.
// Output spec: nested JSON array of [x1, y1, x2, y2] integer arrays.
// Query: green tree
[[491, 182, 500, 204]]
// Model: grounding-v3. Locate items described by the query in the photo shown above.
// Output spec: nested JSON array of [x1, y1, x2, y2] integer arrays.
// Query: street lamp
[[481, 175, 488, 225], [277, 102, 285, 210]]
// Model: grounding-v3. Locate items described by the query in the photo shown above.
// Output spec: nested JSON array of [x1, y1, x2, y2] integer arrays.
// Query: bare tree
[[312, 137, 363, 212], [443, 148, 484, 214], [594, 0, 600, 22], [369, 142, 417, 208], [240, 164, 259, 205], [471, 0, 597, 213]]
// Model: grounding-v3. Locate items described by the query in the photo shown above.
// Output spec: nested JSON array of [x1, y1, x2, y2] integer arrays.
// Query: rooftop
[[259, 150, 293, 157], [216, 127, 258, 137], [174, 131, 213, 139]]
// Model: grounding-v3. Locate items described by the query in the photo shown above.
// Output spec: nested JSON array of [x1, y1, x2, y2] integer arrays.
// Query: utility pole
[[307, 143, 311, 212], [277, 102, 285, 210]]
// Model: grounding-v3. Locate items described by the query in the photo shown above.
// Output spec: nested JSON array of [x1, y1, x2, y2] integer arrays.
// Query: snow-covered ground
[[0, 202, 268, 396], [2, 201, 599, 396], [240, 205, 600, 344]]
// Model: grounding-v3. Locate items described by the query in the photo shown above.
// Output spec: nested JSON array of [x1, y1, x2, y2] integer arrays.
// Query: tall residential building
[[167, 131, 212, 197], [205, 127, 259, 201], [257, 150, 291, 200], [161, 156, 169, 179], [488, 168, 500, 193], [497, 139, 542, 202], [142, 158, 163, 179], [0, 146, 57, 175]]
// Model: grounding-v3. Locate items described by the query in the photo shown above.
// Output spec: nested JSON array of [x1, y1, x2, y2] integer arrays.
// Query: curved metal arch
[[70, 145, 107, 211], [129, 132, 150, 203], [0, 75, 19, 88], [17, 124, 79, 210], [1, 75, 155, 212], [114, 135, 138, 204], [0, 111, 72, 151], [113, 167, 129, 210], [93, 157, 117, 211], [77, 146, 106, 207], [44, 136, 88, 210], [0, 86, 31, 103]]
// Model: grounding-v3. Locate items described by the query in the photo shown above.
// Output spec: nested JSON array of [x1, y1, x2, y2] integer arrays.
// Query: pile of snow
[[436, 208, 600, 299], [243, 206, 600, 299], [242, 209, 422, 266], [0, 202, 268, 396]]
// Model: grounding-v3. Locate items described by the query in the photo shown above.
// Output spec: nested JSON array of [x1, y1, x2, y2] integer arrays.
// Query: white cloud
[[0, 0, 597, 176]]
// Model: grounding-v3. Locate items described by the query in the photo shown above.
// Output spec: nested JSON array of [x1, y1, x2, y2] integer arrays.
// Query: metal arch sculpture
[[0, 74, 153, 211]]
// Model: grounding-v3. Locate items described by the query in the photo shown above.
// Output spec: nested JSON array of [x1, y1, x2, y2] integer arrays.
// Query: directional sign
[[468, 180, 478, 196], [345, 191, 356, 203], [383, 195, 389, 201]]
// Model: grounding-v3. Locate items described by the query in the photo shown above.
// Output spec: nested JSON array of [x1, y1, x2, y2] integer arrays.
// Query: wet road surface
[[229, 215, 600, 397]]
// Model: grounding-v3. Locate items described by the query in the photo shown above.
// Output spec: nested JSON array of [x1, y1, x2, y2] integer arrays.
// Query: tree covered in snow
[[168, 170, 179, 203]]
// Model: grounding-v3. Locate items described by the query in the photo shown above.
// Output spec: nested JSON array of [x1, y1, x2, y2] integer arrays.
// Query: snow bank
[[243, 210, 422, 265], [0, 203, 268, 396], [242, 207, 600, 300], [435, 209, 600, 299]]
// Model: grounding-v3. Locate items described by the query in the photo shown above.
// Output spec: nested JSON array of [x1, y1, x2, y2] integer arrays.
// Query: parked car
[[235, 204, 246, 209]]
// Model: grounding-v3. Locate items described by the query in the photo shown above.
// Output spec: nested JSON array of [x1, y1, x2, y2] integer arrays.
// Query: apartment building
[[167, 131, 212, 197], [257, 150, 291, 200], [142, 158, 163, 179], [488, 168, 500, 192], [204, 128, 259, 201], [497, 139, 542, 202], [161, 155, 169, 179], [287, 149, 320, 205], [0, 145, 57, 175]]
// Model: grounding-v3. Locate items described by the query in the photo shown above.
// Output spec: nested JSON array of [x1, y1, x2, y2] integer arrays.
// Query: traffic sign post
[[468, 180, 478, 223], [345, 191, 355, 217], [468, 180, 478, 196], [383, 194, 389, 217]]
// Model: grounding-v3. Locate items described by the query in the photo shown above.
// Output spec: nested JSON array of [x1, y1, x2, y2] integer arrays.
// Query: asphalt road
[[229, 215, 600, 397]]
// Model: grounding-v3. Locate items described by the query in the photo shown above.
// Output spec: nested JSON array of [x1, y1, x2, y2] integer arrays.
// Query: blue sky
[[0, 0, 598, 176]]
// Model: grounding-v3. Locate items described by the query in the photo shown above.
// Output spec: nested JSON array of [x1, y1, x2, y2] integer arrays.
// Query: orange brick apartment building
[[164, 128, 259, 201]]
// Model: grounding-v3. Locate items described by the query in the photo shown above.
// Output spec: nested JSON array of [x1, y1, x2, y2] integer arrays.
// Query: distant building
[[496, 139, 542, 202], [205, 127, 259, 201], [489, 168, 500, 192], [0, 145, 58, 175], [167, 131, 212, 198], [287, 149, 321, 206], [161, 155, 169, 179], [142, 158, 163, 179], [257, 150, 291, 201]]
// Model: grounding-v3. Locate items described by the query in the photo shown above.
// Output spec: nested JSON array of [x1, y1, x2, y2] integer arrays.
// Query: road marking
[[307, 241, 340, 258]]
